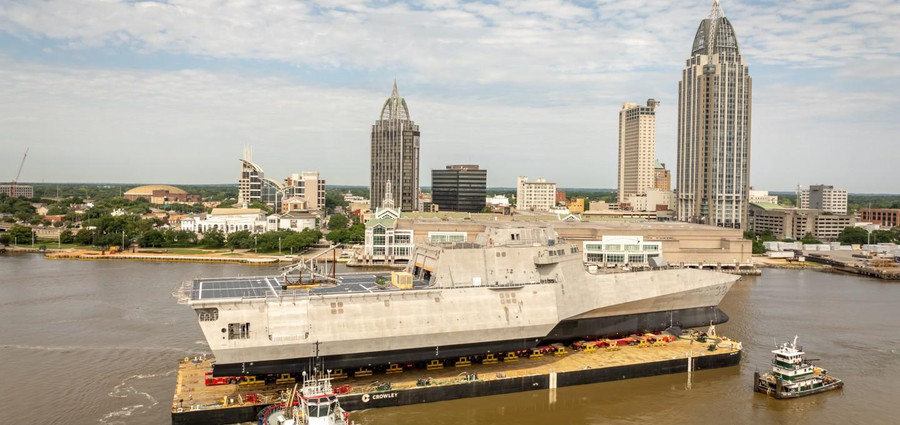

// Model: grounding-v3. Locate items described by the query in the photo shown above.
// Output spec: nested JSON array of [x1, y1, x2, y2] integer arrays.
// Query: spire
[[691, 0, 739, 56], [382, 180, 395, 209], [379, 80, 411, 121]]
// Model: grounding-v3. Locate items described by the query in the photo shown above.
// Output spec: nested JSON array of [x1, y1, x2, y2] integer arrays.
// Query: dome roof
[[691, 1, 740, 56], [124, 184, 188, 196], [379, 80, 411, 121]]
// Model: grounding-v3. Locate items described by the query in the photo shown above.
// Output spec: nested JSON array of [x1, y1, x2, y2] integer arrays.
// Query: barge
[[171, 333, 742, 425]]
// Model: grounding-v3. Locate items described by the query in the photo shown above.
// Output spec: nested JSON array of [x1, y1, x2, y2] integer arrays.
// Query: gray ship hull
[[213, 305, 728, 376]]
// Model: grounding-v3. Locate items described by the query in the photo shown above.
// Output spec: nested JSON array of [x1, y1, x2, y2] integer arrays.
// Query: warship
[[177, 225, 738, 376]]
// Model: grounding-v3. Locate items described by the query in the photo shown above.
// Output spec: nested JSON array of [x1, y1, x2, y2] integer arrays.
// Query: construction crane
[[9, 148, 28, 196]]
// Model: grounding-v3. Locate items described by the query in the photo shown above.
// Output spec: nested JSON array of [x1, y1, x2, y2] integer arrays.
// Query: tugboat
[[754, 336, 843, 399], [258, 371, 353, 425]]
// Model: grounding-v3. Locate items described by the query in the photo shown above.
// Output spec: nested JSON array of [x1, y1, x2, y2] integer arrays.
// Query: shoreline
[[1, 245, 349, 266]]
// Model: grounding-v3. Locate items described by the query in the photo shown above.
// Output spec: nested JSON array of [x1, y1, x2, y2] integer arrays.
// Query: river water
[[1, 255, 898, 425]]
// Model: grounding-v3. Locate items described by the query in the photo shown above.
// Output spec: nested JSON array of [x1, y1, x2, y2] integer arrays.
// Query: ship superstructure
[[178, 225, 738, 376]]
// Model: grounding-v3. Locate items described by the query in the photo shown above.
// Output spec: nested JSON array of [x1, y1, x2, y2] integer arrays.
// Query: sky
[[1, 0, 898, 193]]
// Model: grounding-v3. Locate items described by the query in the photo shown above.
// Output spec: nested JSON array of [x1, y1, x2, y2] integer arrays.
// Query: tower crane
[[10, 148, 28, 195]]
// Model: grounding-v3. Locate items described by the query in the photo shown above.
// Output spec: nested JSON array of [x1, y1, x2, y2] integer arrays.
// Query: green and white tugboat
[[754, 336, 843, 399]]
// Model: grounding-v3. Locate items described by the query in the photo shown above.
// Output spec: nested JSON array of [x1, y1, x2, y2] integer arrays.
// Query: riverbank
[[2, 245, 349, 265]]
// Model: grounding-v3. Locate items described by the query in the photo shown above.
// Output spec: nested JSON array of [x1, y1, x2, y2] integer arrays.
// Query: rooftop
[[189, 273, 428, 301], [124, 184, 188, 195]]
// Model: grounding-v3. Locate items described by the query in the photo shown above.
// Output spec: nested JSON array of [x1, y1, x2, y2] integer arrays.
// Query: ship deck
[[190, 273, 430, 301]]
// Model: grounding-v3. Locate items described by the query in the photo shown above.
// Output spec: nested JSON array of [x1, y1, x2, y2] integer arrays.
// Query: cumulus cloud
[[0, 0, 898, 192]]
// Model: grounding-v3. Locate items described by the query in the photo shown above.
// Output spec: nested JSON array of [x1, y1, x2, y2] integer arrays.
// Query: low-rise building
[[517, 176, 557, 212], [582, 235, 662, 266], [799, 184, 847, 214], [267, 211, 318, 232], [181, 208, 267, 235], [567, 198, 586, 214], [363, 206, 413, 264], [749, 188, 778, 204], [624, 188, 675, 212], [749, 203, 855, 241], [860, 208, 899, 228], [0, 184, 33, 198], [123, 185, 201, 204]]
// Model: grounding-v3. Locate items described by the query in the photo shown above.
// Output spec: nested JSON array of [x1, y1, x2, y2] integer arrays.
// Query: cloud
[[0, 0, 898, 192]]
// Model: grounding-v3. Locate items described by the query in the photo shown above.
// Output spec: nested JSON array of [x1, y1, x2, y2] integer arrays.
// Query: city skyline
[[1, 1, 898, 192]]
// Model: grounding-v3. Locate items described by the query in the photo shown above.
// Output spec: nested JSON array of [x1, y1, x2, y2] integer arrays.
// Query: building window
[[607, 254, 625, 264], [628, 254, 645, 263]]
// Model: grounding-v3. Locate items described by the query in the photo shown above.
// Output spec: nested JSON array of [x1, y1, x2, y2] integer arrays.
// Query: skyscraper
[[371, 81, 420, 212], [677, 0, 752, 229], [617, 99, 659, 203], [431, 165, 487, 213]]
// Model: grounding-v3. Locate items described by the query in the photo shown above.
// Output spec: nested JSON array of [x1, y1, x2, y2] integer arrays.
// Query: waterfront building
[[283, 172, 326, 212], [677, 0, 752, 229], [749, 189, 778, 204], [653, 160, 671, 191], [0, 184, 33, 198], [798, 185, 847, 214], [363, 198, 414, 264], [582, 236, 663, 266], [181, 208, 268, 235], [123, 184, 201, 204], [618, 99, 659, 202], [860, 208, 900, 228], [266, 210, 318, 232], [749, 203, 855, 241], [371, 81, 420, 212], [517, 176, 557, 212], [431, 165, 487, 213]]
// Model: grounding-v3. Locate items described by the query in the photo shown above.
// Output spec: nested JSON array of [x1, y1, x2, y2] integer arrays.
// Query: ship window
[[330, 301, 344, 314], [197, 308, 218, 322], [228, 323, 250, 340]]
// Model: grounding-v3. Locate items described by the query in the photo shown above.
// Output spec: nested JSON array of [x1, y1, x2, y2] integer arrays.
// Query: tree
[[74, 229, 94, 245], [759, 230, 777, 242], [325, 190, 349, 214], [325, 223, 365, 244], [0, 233, 9, 245], [871, 230, 894, 244], [8, 225, 33, 244], [138, 229, 166, 247], [59, 229, 74, 244], [201, 229, 226, 248], [752, 239, 765, 254], [838, 227, 868, 245], [248, 201, 272, 214], [226, 230, 254, 249], [327, 214, 350, 231], [799, 233, 822, 245]]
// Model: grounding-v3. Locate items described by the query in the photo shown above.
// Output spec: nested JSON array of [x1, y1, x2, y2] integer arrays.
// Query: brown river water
[[1, 254, 898, 425]]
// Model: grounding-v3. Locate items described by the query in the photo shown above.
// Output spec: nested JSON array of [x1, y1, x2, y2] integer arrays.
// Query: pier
[[171, 334, 741, 425]]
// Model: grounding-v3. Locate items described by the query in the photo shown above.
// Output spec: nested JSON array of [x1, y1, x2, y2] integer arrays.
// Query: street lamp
[[254, 235, 257, 253], [278, 236, 282, 254]]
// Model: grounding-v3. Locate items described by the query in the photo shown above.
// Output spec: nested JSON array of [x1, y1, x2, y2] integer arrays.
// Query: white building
[[749, 189, 778, 204], [618, 99, 659, 203], [516, 176, 556, 212], [362, 184, 414, 264], [582, 236, 663, 266], [798, 185, 847, 214], [625, 188, 675, 212], [266, 211, 318, 232], [181, 208, 268, 235], [486, 195, 510, 207]]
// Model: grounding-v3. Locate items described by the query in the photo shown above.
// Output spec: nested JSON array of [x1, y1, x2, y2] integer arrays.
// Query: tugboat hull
[[754, 372, 844, 399]]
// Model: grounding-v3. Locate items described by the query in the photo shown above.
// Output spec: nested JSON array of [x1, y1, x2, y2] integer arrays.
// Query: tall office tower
[[617, 99, 659, 202], [371, 81, 420, 212], [676, 0, 752, 229], [431, 165, 487, 212]]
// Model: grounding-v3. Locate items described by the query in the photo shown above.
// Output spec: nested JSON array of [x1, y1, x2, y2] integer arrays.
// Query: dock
[[171, 334, 742, 425], [44, 251, 279, 265]]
